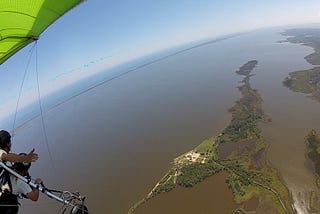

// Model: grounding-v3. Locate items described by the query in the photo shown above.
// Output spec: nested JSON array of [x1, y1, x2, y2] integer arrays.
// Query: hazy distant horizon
[[2, 22, 320, 131], [0, 29, 247, 130]]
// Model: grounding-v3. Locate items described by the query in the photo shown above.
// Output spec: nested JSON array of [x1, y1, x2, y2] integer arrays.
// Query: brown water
[[7, 27, 320, 214], [12, 35, 241, 214], [257, 72, 320, 213], [135, 172, 237, 214], [251, 33, 320, 213]]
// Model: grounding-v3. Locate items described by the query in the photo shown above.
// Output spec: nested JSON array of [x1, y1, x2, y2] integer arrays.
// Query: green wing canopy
[[0, 0, 83, 65]]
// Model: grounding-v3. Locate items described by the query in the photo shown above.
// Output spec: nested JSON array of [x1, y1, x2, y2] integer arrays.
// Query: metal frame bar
[[0, 162, 69, 205]]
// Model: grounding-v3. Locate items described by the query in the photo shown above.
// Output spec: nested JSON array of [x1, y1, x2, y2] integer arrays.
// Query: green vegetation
[[151, 170, 176, 195], [222, 87, 264, 141], [306, 130, 320, 185], [194, 137, 219, 160], [150, 137, 222, 196], [305, 130, 320, 212], [195, 137, 215, 154], [222, 60, 265, 142], [176, 161, 223, 187], [306, 130, 320, 172], [283, 68, 320, 94], [236, 60, 258, 76], [283, 29, 320, 102], [309, 190, 320, 212], [224, 159, 268, 198], [128, 61, 293, 214]]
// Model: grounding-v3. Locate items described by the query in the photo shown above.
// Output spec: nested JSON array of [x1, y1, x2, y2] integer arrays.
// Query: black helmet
[[0, 130, 11, 149], [13, 153, 31, 171]]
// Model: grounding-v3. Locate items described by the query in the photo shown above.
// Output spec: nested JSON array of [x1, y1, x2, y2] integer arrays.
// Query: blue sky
[[1, 0, 320, 125]]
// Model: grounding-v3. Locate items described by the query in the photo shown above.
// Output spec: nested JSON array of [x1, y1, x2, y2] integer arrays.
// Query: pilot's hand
[[25, 149, 39, 162], [35, 178, 43, 185]]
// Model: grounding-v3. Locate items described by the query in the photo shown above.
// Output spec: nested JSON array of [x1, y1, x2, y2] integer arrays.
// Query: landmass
[[305, 130, 320, 212], [282, 28, 320, 65], [283, 67, 320, 101], [282, 29, 320, 102], [129, 61, 294, 214]]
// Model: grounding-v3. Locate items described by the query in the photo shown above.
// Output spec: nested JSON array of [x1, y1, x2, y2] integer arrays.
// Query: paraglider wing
[[0, 0, 83, 65]]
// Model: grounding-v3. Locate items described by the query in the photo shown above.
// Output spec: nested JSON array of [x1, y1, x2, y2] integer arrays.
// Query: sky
[[1, 0, 320, 126]]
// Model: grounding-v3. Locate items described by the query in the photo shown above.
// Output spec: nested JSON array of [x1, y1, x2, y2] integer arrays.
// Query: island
[[129, 60, 294, 214]]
